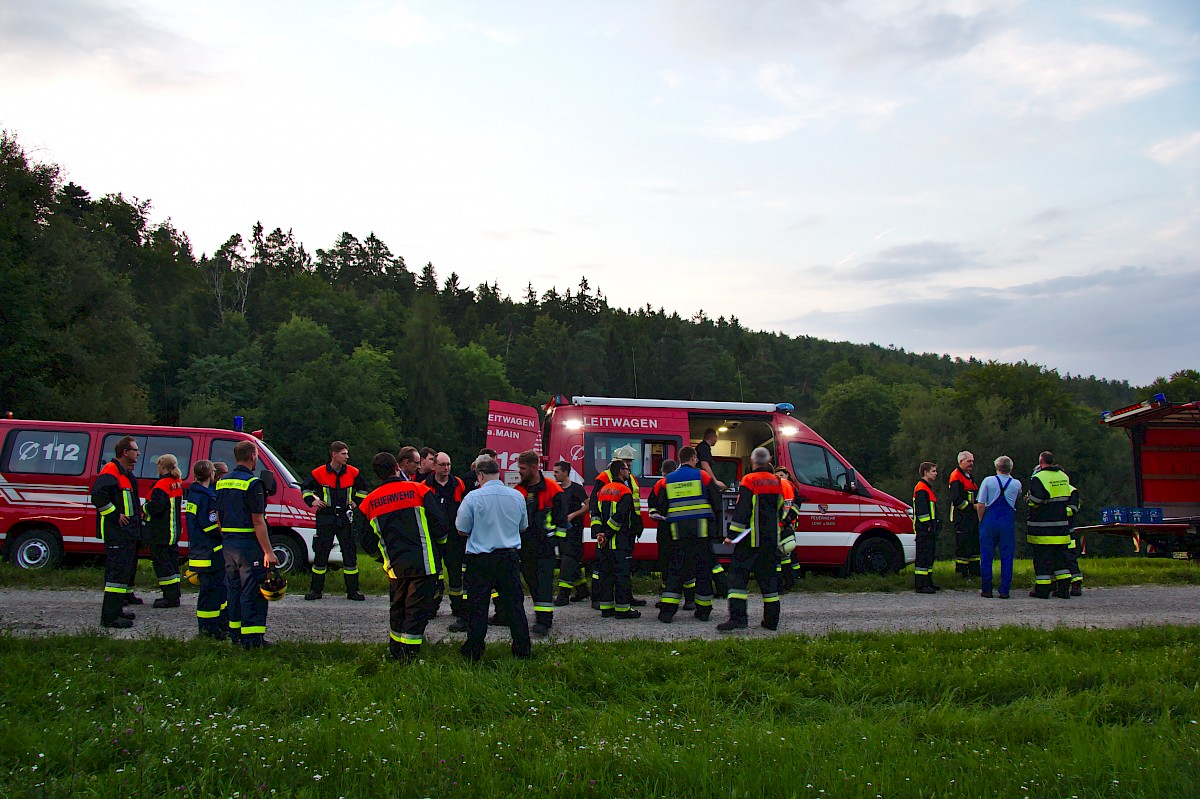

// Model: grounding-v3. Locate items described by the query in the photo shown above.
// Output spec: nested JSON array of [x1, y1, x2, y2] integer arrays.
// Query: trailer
[[1074, 395, 1200, 559]]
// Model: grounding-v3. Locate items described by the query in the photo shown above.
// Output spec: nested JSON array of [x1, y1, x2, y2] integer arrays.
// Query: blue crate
[[1145, 507, 1164, 524], [1129, 507, 1148, 524]]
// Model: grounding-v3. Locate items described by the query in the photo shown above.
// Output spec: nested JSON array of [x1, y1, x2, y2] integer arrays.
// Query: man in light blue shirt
[[975, 456, 1022, 599], [455, 457, 531, 660]]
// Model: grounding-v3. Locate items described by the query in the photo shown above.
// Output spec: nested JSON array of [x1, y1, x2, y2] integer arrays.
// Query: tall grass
[[1, 626, 1197, 798]]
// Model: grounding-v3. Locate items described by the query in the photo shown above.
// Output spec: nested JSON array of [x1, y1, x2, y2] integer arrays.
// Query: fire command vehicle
[[486, 396, 915, 574], [0, 418, 322, 572]]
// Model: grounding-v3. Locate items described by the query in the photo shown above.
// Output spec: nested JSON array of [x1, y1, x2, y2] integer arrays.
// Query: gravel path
[[2, 585, 1198, 644]]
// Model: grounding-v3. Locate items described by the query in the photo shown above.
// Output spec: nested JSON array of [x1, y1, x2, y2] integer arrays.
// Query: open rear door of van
[[485, 401, 542, 481]]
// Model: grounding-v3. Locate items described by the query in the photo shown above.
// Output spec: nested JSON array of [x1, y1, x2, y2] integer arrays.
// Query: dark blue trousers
[[223, 538, 268, 648]]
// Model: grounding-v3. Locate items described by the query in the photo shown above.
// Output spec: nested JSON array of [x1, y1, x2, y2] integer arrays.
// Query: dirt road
[[2, 584, 1197, 644]]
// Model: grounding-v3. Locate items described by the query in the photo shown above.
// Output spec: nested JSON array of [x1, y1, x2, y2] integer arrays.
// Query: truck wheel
[[852, 536, 902, 575], [11, 528, 65, 571], [270, 534, 304, 574]]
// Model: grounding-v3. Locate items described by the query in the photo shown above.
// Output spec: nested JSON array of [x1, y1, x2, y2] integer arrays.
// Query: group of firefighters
[[911, 449, 1084, 600], [90, 433, 801, 656], [91, 430, 1086, 658]]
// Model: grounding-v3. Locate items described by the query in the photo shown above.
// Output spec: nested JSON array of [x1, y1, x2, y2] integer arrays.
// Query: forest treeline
[[3, 132, 1197, 554]]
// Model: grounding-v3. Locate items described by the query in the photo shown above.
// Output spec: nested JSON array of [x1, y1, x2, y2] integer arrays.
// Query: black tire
[[852, 535, 903, 575], [270, 533, 305, 574], [10, 528, 65, 571]]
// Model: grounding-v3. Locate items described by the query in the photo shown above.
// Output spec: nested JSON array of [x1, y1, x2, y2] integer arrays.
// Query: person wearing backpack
[[975, 455, 1022, 599]]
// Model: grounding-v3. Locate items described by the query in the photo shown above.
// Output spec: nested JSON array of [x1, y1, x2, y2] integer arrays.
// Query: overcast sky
[[3, 0, 1197, 385]]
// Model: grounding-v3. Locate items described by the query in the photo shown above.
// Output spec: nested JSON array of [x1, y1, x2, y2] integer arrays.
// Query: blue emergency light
[[1154, 393, 1166, 404], [234, 416, 244, 432], [776, 402, 795, 413]]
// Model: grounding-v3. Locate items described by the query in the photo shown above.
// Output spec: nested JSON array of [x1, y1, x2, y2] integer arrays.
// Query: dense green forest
[[3, 132, 1197, 554]]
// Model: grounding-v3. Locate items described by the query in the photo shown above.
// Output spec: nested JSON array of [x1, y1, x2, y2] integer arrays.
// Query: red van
[[0, 418, 321, 572], [486, 396, 915, 574]]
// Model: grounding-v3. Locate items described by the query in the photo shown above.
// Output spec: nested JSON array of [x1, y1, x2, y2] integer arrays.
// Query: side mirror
[[843, 468, 859, 494], [259, 469, 278, 497]]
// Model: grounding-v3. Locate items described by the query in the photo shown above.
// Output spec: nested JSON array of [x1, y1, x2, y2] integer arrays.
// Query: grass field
[[2, 556, 1197, 595], [0, 626, 1197, 798]]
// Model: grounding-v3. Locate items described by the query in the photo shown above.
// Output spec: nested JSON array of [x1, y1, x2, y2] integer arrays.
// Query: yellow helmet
[[260, 567, 288, 601], [184, 568, 201, 586]]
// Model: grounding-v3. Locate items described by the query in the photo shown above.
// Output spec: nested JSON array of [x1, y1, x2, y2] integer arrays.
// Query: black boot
[[762, 600, 780, 631], [1070, 580, 1082, 597], [306, 571, 326, 601], [153, 583, 181, 608], [716, 617, 747, 631], [571, 584, 590, 603], [345, 571, 365, 601], [915, 574, 936, 594], [1054, 579, 1071, 599], [554, 588, 572, 607], [682, 586, 696, 611], [101, 592, 131, 628]]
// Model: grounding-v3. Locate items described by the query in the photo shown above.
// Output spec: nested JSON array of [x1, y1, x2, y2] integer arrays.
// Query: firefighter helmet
[[613, 444, 638, 461], [260, 567, 288, 601], [777, 534, 797, 557], [184, 567, 201, 586]]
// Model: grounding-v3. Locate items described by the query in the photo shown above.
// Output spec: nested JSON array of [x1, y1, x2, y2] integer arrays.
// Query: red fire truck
[[486, 395, 915, 574], [0, 418, 321, 572]]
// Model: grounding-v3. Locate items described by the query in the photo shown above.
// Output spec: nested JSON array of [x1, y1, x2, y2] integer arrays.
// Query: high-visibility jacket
[[912, 479, 937, 532], [184, 482, 222, 568], [303, 463, 368, 526], [593, 468, 642, 535], [516, 476, 566, 554], [215, 465, 267, 542], [143, 477, 183, 545], [91, 460, 141, 541], [947, 468, 977, 524], [661, 465, 720, 540], [359, 477, 446, 577], [728, 468, 782, 549], [1027, 466, 1076, 545], [594, 481, 635, 549]]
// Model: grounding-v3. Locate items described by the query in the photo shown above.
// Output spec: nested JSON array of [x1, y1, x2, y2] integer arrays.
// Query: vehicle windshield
[[259, 441, 302, 487]]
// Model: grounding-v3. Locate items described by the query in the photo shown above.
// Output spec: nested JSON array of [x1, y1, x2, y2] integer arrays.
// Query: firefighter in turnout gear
[[590, 444, 646, 609], [91, 435, 143, 628], [426, 452, 467, 626], [1064, 483, 1084, 595], [302, 441, 368, 601], [949, 451, 981, 578], [143, 454, 184, 608], [912, 462, 940, 594], [654, 447, 720, 623], [593, 459, 641, 619], [185, 459, 226, 639], [775, 467, 803, 590], [515, 450, 567, 637], [216, 441, 278, 648], [718, 447, 783, 632], [553, 460, 590, 606], [359, 452, 448, 662], [1026, 451, 1077, 599]]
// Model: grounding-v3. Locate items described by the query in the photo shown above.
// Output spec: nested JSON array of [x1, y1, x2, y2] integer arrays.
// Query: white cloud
[[344, 2, 443, 48], [1087, 9, 1153, 30], [1147, 131, 1200, 165], [706, 114, 806, 143], [482, 27, 523, 46], [957, 31, 1175, 119], [781, 264, 1200, 383], [659, 69, 682, 89]]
